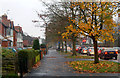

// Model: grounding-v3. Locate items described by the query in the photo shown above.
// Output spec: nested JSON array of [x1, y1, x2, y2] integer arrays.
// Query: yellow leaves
[[62, 36, 65, 39], [75, 66, 78, 69], [71, 19, 76, 23], [61, 2, 118, 42], [62, 32, 68, 39], [58, 32, 61, 34], [112, 31, 115, 34], [71, 29, 76, 32], [78, 67, 82, 70], [69, 61, 120, 73]]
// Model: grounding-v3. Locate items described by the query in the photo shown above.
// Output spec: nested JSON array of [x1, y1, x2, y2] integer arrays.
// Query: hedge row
[[1, 48, 43, 77], [2, 49, 16, 58], [18, 49, 40, 73], [2, 49, 17, 77]]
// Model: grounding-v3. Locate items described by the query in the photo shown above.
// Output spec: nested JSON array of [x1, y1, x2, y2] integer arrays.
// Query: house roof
[[14, 26, 23, 34]]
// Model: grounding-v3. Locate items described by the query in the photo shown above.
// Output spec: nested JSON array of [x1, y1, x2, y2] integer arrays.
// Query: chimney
[[2, 14, 7, 20]]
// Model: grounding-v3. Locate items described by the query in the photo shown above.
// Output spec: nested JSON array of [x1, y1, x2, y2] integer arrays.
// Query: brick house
[[0, 14, 13, 47], [23, 40, 29, 47], [0, 14, 18, 47], [23, 35, 34, 47], [15, 26, 23, 48], [0, 14, 24, 48], [13, 28, 17, 47]]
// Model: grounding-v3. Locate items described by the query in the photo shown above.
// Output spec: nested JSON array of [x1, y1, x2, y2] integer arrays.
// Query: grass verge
[[67, 60, 120, 73], [65, 55, 94, 59], [58, 51, 72, 55]]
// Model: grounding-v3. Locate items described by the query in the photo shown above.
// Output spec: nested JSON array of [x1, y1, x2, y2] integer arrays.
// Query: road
[[24, 49, 120, 78], [107, 54, 120, 63]]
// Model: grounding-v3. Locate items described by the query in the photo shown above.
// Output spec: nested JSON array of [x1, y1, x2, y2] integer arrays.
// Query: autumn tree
[[62, 2, 118, 63], [40, 1, 71, 52]]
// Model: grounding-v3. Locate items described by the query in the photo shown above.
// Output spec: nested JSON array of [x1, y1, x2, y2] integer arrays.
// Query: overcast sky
[[0, 0, 49, 38], [0, 0, 119, 38]]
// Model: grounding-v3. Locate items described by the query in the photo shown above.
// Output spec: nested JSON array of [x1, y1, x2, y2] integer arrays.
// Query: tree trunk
[[93, 38, 99, 64], [118, 36, 120, 47], [72, 37, 77, 56], [61, 41, 64, 52], [65, 40, 67, 53]]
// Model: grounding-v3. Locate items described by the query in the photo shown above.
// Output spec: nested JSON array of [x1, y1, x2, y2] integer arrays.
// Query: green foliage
[[2, 49, 17, 77], [18, 49, 40, 73], [2, 74, 19, 78], [40, 44, 46, 48], [2, 49, 16, 58], [65, 56, 94, 59], [35, 54, 40, 63], [33, 39, 40, 50]]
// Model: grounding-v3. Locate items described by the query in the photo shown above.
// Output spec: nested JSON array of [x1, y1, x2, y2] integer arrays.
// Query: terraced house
[[15, 26, 23, 48], [0, 14, 23, 48]]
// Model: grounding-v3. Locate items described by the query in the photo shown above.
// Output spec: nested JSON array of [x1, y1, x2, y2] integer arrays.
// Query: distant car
[[81, 47, 88, 54], [23, 47, 27, 49], [17, 48, 23, 51], [67, 47, 71, 52], [8, 47, 17, 52], [76, 46, 80, 52], [78, 47, 82, 54], [99, 48, 118, 60], [87, 47, 103, 56], [76, 45, 80, 52], [87, 47, 94, 56], [98, 47, 105, 54]]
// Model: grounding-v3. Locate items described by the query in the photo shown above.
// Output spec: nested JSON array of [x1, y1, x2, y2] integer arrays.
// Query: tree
[[33, 39, 40, 50], [62, 2, 118, 63], [39, 1, 70, 52]]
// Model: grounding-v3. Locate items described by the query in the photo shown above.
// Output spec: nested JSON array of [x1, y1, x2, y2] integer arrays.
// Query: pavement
[[24, 49, 120, 78]]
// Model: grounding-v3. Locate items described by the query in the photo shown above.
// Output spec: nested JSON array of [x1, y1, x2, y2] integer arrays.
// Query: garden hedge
[[2, 49, 18, 77], [18, 49, 40, 73]]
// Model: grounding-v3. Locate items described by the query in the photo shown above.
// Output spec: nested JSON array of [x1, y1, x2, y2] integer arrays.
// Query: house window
[[6, 28, 10, 36], [4, 28, 6, 36]]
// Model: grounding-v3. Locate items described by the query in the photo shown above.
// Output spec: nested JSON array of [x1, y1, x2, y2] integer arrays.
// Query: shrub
[[2, 49, 17, 77], [33, 39, 40, 50], [18, 49, 40, 73], [2, 74, 19, 78], [40, 44, 46, 48], [2, 49, 16, 58]]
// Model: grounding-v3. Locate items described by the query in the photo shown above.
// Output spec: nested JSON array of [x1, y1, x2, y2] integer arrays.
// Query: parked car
[[76, 46, 81, 52], [87, 47, 94, 56], [17, 48, 23, 51], [81, 47, 88, 54], [23, 47, 27, 49], [98, 47, 105, 54], [87, 47, 103, 56], [76, 45, 80, 52], [113, 47, 120, 53], [99, 48, 118, 60], [67, 47, 71, 52], [78, 47, 82, 54]]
